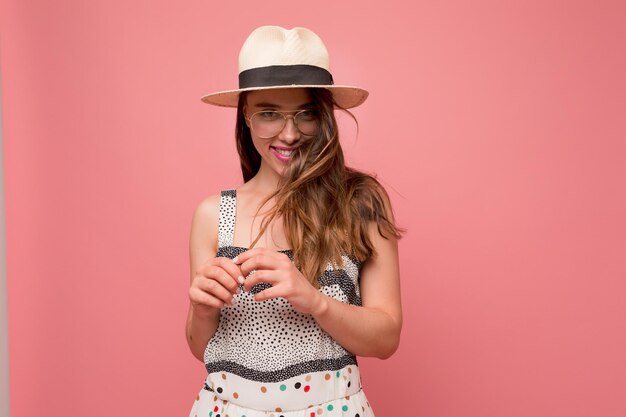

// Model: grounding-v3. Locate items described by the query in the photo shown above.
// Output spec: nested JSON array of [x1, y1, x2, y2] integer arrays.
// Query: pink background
[[2, 1, 625, 416]]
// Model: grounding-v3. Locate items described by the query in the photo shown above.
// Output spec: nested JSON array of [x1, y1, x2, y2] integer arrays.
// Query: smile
[[270, 146, 293, 162]]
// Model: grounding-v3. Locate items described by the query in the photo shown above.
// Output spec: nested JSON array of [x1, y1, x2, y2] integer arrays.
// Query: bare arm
[[185, 194, 240, 362], [311, 217, 402, 359]]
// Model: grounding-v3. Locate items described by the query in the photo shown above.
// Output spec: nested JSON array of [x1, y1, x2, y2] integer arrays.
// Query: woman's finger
[[211, 257, 244, 292], [237, 251, 290, 276], [238, 253, 275, 276], [189, 285, 226, 309], [232, 247, 284, 265], [198, 262, 240, 295], [232, 247, 265, 264], [242, 269, 283, 292], [195, 275, 236, 305], [254, 285, 282, 302]]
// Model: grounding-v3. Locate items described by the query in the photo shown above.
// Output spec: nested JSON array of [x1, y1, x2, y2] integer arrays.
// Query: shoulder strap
[[218, 189, 237, 249]]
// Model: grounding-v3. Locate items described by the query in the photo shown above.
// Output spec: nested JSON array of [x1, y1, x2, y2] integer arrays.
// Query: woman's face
[[244, 88, 315, 177]]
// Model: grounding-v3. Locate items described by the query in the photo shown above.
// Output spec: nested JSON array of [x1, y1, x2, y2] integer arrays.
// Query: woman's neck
[[244, 163, 283, 195]]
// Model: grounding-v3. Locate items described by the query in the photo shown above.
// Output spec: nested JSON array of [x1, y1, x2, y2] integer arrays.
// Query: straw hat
[[200, 25, 368, 109]]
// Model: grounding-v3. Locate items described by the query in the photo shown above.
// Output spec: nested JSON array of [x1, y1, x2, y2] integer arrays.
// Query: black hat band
[[239, 65, 334, 89]]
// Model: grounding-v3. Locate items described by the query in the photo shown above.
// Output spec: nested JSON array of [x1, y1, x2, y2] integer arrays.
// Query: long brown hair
[[235, 88, 405, 286]]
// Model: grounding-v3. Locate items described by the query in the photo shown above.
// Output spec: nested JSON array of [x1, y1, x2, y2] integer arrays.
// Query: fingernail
[[232, 256, 239, 263], [237, 276, 245, 285], [236, 287, 242, 294], [231, 298, 237, 306]]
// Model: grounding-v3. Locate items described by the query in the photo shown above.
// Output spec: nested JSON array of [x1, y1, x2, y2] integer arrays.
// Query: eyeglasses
[[246, 109, 320, 139]]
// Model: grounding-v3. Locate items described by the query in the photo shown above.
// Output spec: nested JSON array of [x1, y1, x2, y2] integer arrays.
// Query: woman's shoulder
[[193, 185, 240, 212], [190, 188, 236, 233], [193, 192, 221, 218], [188, 193, 221, 263], [189, 187, 238, 255], [190, 192, 220, 234]]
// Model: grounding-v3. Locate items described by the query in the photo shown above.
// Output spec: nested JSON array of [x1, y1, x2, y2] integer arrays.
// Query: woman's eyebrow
[[251, 101, 315, 109], [252, 101, 278, 108]]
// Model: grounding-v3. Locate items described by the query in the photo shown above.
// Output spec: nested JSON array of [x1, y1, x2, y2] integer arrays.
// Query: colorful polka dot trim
[[189, 385, 374, 417]]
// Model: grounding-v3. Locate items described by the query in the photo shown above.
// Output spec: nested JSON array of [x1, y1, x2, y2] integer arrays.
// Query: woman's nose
[[278, 116, 301, 143]]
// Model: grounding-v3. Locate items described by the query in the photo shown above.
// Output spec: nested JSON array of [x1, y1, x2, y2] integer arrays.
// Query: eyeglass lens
[[250, 111, 319, 138]]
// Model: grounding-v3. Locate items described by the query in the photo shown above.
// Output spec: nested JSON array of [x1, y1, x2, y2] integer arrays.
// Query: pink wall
[[2, 1, 625, 416]]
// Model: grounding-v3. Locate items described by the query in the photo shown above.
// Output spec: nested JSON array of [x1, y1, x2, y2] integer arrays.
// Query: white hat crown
[[238, 26, 330, 73]]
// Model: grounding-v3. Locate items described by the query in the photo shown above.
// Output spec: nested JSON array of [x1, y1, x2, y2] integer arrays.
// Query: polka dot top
[[202, 188, 366, 412]]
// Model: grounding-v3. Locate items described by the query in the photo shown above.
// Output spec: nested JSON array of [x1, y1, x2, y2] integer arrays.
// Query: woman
[[186, 25, 404, 417]]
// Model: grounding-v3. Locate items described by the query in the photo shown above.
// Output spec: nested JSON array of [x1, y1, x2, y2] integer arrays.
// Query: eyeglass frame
[[245, 109, 321, 139]]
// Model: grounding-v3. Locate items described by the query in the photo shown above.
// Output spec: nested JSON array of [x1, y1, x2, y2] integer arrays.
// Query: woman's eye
[[259, 111, 280, 120], [297, 110, 318, 121]]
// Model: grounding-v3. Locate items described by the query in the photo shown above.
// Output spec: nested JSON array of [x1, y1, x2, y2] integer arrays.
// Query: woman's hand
[[234, 248, 325, 316], [188, 257, 243, 317]]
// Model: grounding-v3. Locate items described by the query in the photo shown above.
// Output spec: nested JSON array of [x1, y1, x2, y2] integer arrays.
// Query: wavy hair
[[235, 88, 405, 286]]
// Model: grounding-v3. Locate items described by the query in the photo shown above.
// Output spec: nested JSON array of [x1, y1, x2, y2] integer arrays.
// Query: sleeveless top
[[202, 188, 366, 412]]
